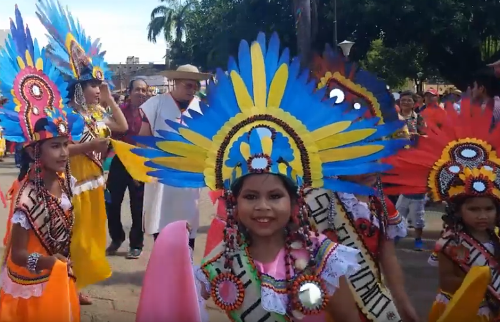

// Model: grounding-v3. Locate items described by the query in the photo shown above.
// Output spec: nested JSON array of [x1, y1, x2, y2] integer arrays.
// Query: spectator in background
[[415, 88, 439, 113], [395, 90, 427, 251], [112, 93, 125, 106], [470, 67, 500, 124], [106, 78, 149, 259], [414, 92, 424, 109]]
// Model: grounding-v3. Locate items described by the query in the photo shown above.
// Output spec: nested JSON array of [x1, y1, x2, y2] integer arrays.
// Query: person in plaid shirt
[[396, 91, 428, 250]]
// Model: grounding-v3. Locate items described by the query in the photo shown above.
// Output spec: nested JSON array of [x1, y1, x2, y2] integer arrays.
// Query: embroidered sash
[[15, 182, 72, 257], [304, 188, 401, 322], [439, 232, 500, 304], [78, 126, 104, 170], [201, 244, 287, 322]]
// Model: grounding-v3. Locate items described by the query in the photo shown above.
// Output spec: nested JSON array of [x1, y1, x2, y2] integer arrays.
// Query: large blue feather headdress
[[116, 33, 407, 195], [313, 44, 398, 124], [0, 5, 84, 144], [36, 0, 113, 87]]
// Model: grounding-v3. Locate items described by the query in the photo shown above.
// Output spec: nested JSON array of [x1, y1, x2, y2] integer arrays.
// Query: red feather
[[382, 98, 499, 200]]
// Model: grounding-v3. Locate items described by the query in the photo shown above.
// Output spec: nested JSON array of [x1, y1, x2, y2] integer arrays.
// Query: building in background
[[108, 59, 174, 93], [0, 29, 8, 49]]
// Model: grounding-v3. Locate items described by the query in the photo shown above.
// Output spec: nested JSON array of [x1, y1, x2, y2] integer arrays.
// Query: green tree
[[167, 0, 500, 87], [147, 0, 194, 44], [170, 0, 296, 69], [327, 0, 500, 88], [360, 39, 438, 89]]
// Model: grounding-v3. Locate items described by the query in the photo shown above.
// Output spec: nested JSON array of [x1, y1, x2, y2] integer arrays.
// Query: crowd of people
[[1, 1, 500, 322]]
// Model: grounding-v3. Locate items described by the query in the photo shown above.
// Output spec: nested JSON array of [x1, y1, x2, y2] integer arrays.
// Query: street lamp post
[[333, 0, 337, 48], [416, 72, 423, 93], [338, 40, 355, 58]]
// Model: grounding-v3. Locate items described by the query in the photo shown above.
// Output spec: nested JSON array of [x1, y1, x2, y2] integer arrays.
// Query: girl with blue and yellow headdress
[[0, 5, 84, 321], [35, 0, 129, 302], [113, 32, 408, 321]]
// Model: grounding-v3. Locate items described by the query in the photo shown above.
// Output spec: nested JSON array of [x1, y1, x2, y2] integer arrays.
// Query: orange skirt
[[0, 262, 80, 322]]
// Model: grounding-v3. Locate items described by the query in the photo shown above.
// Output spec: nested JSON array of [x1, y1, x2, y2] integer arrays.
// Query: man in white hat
[[137, 64, 211, 249]]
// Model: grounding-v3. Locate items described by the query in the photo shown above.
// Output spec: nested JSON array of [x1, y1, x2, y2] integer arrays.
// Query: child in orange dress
[[0, 5, 84, 321]]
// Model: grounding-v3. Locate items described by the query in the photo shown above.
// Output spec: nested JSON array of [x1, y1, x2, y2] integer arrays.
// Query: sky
[[1, 0, 169, 64]]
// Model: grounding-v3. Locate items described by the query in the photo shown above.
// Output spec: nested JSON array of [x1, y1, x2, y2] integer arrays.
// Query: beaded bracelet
[[26, 252, 42, 274]]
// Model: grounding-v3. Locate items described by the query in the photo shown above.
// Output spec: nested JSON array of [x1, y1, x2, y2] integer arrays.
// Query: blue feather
[[131, 148, 173, 158], [237, 40, 253, 97], [323, 162, 392, 176], [132, 136, 165, 147], [0, 5, 82, 144], [324, 178, 377, 195], [36, 0, 114, 83]]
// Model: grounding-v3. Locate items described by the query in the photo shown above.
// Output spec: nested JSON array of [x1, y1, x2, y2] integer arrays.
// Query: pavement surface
[[0, 157, 443, 321]]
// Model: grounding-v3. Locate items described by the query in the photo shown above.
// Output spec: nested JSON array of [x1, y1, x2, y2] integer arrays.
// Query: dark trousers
[[106, 155, 144, 249], [153, 233, 195, 249]]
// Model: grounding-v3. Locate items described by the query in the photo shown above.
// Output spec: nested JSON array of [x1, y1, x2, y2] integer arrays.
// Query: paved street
[[0, 157, 442, 321]]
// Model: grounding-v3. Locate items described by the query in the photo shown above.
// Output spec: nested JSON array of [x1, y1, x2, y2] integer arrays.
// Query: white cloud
[[0, 1, 169, 64]]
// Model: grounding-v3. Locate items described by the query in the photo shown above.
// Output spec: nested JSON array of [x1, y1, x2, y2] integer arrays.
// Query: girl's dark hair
[[472, 68, 500, 97], [67, 79, 101, 100], [445, 195, 500, 266], [18, 147, 34, 181]]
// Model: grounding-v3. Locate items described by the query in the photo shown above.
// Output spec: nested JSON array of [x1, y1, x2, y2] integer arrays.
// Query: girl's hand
[[99, 82, 113, 104], [53, 253, 72, 267], [399, 302, 419, 322], [91, 138, 110, 154]]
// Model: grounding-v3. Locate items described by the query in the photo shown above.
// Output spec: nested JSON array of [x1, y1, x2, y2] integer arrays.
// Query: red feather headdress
[[383, 99, 500, 201]]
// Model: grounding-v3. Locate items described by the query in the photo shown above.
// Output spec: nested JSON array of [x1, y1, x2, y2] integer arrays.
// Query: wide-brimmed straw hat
[[162, 64, 211, 81]]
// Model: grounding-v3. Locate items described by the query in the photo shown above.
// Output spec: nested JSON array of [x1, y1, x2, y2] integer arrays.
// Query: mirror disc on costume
[[211, 272, 245, 311], [291, 274, 328, 315]]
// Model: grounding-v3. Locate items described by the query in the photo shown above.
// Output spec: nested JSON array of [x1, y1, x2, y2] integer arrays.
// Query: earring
[[75, 83, 87, 110]]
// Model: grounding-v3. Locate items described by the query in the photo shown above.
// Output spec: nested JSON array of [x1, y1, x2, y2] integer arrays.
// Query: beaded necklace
[[32, 145, 74, 254]]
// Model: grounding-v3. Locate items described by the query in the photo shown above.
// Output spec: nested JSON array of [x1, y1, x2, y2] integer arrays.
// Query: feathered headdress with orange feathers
[[383, 98, 500, 201]]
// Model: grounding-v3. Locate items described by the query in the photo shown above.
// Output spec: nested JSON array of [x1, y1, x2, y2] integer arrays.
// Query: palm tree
[[147, 0, 193, 44]]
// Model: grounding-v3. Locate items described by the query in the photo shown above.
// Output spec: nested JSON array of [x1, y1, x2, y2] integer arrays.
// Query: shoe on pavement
[[106, 241, 122, 256], [414, 238, 424, 251], [126, 248, 142, 259]]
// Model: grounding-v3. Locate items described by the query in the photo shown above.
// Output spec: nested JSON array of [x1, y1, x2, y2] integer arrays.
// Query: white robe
[[140, 94, 201, 238]]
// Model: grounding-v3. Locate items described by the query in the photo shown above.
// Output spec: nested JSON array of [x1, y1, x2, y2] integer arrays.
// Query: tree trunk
[[293, 0, 312, 67]]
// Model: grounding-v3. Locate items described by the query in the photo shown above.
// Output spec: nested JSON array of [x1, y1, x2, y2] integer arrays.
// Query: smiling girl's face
[[235, 174, 293, 237]]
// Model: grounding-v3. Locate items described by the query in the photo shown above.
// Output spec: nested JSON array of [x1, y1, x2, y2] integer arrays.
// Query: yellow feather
[[319, 145, 383, 162], [437, 266, 490, 322], [154, 157, 205, 173], [235, 167, 242, 180], [267, 64, 288, 109], [16, 56, 25, 69], [316, 129, 376, 150], [110, 139, 154, 183], [156, 141, 207, 159], [230, 70, 254, 113], [240, 142, 250, 160], [278, 163, 288, 175], [311, 121, 351, 141], [35, 58, 43, 70], [261, 136, 273, 155], [250, 42, 266, 112], [178, 128, 213, 148], [25, 51, 34, 67]]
